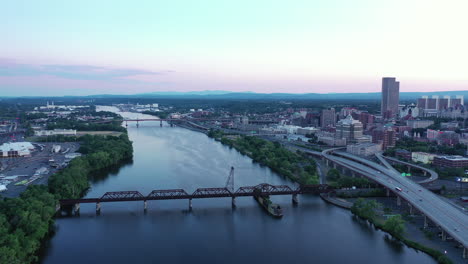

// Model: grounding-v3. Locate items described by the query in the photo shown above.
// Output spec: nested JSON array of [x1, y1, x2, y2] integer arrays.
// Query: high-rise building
[[335, 115, 363, 143], [381, 77, 400, 119], [321, 108, 336, 128]]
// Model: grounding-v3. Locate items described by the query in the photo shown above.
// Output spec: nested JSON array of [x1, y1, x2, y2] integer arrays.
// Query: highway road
[[322, 149, 468, 250], [382, 155, 439, 184]]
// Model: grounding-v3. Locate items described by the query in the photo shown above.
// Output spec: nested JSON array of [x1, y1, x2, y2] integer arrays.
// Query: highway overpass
[[321, 148, 468, 256]]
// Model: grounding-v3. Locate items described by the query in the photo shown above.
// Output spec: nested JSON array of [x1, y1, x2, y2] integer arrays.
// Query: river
[[40, 106, 435, 264]]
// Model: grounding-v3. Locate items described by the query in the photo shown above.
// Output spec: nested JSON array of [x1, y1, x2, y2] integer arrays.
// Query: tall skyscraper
[[381, 77, 400, 119], [321, 108, 336, 128]]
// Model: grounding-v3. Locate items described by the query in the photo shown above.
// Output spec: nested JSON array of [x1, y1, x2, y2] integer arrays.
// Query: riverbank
[[208, 130, 318, 185], [338, 196, 455, 264], [0, 133, 134, 263]]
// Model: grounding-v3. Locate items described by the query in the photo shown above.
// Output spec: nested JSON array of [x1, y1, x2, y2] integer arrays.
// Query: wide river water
[[40, 106, 435, 264]]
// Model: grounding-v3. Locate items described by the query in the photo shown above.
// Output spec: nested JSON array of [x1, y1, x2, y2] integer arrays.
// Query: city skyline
[[2, 0, 468, 96]]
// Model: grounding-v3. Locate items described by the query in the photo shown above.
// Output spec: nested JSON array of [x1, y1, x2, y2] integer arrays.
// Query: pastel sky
[[1, 0, 467, 96]]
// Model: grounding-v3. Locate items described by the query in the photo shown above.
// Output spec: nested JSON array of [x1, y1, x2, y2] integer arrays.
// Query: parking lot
[[0, 141, 80, 198]]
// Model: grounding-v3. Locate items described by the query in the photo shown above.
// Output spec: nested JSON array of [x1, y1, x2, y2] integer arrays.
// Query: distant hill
[[85, 90, 468, 101], [4, 90, 468, 100]]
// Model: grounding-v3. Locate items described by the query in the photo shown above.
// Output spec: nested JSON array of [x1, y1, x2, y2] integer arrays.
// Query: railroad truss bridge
[[58, 183, 332, 214]]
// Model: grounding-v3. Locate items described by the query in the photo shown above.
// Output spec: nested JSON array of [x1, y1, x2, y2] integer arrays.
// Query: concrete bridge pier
[[292, 194, 298, 205], [386, 188, 390, 197], [144, 200, 148, 212], [96, 202, 101, 215], [423, 215, 428, 228], [160, 120, 162, 127], [441, 230, 447, 241], [231, 197, 236, 208], [125, 121, 128, 127], [396, 196, 401, 206], [408, 203, 413, 215], [189, 199, 193, 210], [463, 247, 467, 259], [407, 165, 411, 173], [74, 203, 80, 215], [423, 171, 427, 176], [136, 121, 139, 128]]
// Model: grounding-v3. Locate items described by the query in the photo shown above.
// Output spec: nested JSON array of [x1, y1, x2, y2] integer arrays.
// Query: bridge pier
[[463, 247, 467, 259], [408, 203, 413, 215], [74, 203, 80, 215], [125, 121, 128, 127], [144, 200, 148, 212], [424, 215, 428, 228], [386, 188, 390, 197], [96, 202, 101, 215], [232, 197, 236, 208], [441, 230, 447, 241], [160, 120, 162, 127], [189, 199, 193, 210], [396, 196, 401, 206], [423, 171, 427, 176], [136, 121, 139, 128], [292, 193, 298, 205], [407, 165, 411, 173]]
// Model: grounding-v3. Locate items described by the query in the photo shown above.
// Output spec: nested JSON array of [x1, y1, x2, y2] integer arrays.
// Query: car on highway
[[395, 187, 402, 192]]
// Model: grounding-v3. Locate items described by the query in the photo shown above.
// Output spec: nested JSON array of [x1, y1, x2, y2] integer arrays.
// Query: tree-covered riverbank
[[0, 134, 133, 263], [351, 198, 452, 264], [208, 130, 318, 185]]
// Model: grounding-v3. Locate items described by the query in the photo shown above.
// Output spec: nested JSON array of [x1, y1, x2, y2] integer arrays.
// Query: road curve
[[382, 155, 438, 184]]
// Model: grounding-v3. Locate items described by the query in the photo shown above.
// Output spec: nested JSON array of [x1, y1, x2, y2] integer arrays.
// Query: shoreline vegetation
[[0, 132, 133, 263], [351, 198, 453, 264], [207, 129, 318, 185]]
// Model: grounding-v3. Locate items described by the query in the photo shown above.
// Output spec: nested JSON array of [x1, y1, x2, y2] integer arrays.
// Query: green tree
[[383, 215, 406, 238]]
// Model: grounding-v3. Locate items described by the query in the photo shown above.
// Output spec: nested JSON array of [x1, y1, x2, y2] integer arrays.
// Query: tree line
[[0, 134, 133, 263], [208, 130, 318, 184]]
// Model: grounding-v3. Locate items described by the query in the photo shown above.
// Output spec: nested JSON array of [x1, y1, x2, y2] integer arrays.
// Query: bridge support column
[[144, 200, 148, 212], [232, 197, 236, 208], [189, 199, 193, 210], [325, 159, 329, 166], [407, 165, 411, 173], [136, 121, 139, 128], [351, 171, 356, 178], [423, 171, 427, 176], [408, 203, 413, 215], [74, 203, 80, 215], [424, 215, 428, 228], [292, 193, 298, 205], [386, 188, 390, 197], [441, 230, 446, 241], [96, 202, 101, 215], [125, 121, 128, 127], [333, 163, 336, 169], [463, 247, 467, 259], [160, 120, 162, 127], [396, 196, 401, 206]]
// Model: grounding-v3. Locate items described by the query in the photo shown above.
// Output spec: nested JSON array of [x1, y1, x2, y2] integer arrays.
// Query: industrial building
[[0, 142, 35, 157], [34, 129, 77, 136]]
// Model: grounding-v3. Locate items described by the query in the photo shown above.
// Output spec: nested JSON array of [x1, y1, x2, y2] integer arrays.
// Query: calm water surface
[[41, 106, 435, 264]]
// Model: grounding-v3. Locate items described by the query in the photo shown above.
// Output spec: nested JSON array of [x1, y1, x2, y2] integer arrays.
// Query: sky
[[1, 0, 468, 96]]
